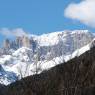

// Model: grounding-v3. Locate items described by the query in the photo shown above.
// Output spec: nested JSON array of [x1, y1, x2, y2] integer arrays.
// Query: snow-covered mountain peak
[[36, 32, 64, 46], [34, 30, 93, 46], [0, 30, 95, 85], [71, 30, 89, 34]]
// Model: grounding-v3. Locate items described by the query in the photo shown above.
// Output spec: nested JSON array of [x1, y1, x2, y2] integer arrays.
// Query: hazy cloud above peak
[[64, 0, 95, 28], [0, 28, 28, 37]]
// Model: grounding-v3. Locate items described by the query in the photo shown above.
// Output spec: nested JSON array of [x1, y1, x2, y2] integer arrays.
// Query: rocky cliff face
[[1, 44, 95, 95], [2, 30, 94, 59]]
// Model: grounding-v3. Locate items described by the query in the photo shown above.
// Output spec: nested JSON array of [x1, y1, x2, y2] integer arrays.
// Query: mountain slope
[[0, 40, 93, 85], [0, 30, 95, 85], [1, 43, 95, 95]]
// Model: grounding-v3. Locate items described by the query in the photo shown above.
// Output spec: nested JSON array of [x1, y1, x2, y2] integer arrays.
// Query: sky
[[0, 0, 95, 42]]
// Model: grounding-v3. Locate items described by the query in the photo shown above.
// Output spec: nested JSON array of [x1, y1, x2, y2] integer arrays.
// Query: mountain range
[[0, 35, 95, 95], [0, 30, 95, 85]]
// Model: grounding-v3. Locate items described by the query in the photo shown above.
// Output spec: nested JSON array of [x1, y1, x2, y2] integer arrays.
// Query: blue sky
[[0, 0, 95, 38]]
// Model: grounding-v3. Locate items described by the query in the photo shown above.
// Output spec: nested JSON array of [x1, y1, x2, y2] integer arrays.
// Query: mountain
[[0, 30, 95, 85], [1, 41, 95, 95], [0, 65, 17, 85]]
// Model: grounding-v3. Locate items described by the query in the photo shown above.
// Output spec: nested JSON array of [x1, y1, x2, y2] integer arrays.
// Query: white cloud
[[0, 28, 28, 37], [64, 0, 95, 27], [12, 28, 27, 37]]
